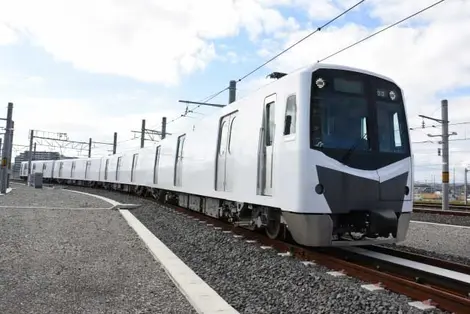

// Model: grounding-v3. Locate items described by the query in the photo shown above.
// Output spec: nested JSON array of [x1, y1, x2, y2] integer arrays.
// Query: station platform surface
[[0, 183, 213, 314]]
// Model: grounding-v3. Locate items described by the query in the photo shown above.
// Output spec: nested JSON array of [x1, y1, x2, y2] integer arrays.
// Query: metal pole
[[27, 130, 34, 177], [161, 117, 167, 140], [141, 119, 146, 148], [7, 121, 13, 186], [229, 80, 236, 104], [441, 99, 449, 211], [1, 102, 13, 194], [113, 132, 117, 154], [465, 168, 468, 205], [88, 138, 92, 158], [33, 143, 36, 160]]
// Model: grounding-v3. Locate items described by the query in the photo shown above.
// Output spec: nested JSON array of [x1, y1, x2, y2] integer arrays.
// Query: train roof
[[288, 62, 398, 85]]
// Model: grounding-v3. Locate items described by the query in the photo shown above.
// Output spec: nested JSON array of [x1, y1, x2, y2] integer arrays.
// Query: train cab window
[[284, 95, 296, 135], [361, 117, 368, 140], [393, 113, 402, 147], [154, 146, 161, 184], [32, 164, 36, 171], [377, 101, 407, 153], [42, 164, 47, 173]]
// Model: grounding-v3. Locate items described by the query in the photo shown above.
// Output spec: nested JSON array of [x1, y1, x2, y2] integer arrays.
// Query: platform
[[0, 183, 232, 313]]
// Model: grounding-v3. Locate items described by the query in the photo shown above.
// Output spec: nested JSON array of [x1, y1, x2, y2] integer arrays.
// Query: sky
[[0, 0, 470, 182]]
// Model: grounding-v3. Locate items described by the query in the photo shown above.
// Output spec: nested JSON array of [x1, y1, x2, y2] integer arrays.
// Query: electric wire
[[317, 0, 447, 62], [165, 0, 367, 126]]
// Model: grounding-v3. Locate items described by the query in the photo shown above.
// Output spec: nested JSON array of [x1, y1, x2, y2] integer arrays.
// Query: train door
[[174, 134, 186, 186], [258, 94, 276, 196], [215, 111, 237, 191]]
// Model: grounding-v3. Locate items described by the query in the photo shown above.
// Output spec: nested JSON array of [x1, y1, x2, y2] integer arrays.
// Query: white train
[[21, 63, 413, 247]]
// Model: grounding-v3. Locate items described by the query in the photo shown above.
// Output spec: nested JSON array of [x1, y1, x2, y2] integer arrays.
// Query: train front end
[[283, 65, 413, 247]]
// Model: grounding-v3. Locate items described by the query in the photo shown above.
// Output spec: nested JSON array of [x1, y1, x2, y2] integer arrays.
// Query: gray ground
[[65, 187, 446, 314], [0, 185, 196, 314], [1, 183, 110, 208]]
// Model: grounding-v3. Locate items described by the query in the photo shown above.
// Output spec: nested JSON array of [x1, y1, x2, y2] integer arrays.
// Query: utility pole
[[419, 99, 456, 210], [7, 121, 14, 187], [229, 80, 237, 104], [33, 143, 36, 160], [1, 102, 13, 194], [141, 119, 146, 148], [465, 168, 468, 205], [27, 130, 34, 176], [453, 167, 455, 197], [88, 138, 92, 158], [113, 132, 117, 154]]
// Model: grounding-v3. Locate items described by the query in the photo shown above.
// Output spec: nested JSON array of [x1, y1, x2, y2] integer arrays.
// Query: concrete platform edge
[[65, 189, 239, 314]]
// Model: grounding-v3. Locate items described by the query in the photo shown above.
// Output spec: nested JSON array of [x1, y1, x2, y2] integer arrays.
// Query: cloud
[[246, 0, 470, 181], [0, 0, 297, 85], [0, 23, 17, 45]]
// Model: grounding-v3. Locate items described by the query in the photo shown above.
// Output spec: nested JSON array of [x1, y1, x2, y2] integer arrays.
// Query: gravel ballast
[[0, 190, 196, 314], [66, 187, 447, 314], [411, 211, 470, 227]]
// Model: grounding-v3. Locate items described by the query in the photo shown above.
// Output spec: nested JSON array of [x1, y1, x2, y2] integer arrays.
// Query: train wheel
[[265, 210, 281, 239]]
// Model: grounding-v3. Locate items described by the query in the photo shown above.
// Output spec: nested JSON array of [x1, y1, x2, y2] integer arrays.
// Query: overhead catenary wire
[[236, 0, 367, 82], [317, 0, 447, 63], [162, 0, 449, 134], [165, 0, 367, 126]]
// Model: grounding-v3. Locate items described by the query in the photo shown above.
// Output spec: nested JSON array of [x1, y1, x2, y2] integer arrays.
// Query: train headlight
[[389, 91, 396, 100], [316, 78, 325, 89], [315, 184, 324, 194]]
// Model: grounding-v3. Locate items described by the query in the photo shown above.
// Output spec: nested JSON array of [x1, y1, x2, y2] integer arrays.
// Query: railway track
[[10, 181, 470, 312], [413, 202, 470, 216], [141, 193, 470, 313]]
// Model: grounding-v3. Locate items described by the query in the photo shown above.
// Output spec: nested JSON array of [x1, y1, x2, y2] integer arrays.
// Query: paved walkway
[[0, 183, 198, 314]]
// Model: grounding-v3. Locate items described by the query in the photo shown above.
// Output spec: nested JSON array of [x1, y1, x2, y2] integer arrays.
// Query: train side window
[[131, 153, 139, 182], [154, 146, 161, 184], [116, 157, 122, 180], [104, 159, 109, 180], [228, 116, 236, 153], [266, 101, 275, 146], [284, 95, 296, 135], [85, 160, 91, 179], [71, 161, 76, 178]]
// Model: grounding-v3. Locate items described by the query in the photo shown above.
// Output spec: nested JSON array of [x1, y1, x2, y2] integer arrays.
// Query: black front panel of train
[[316, 166, 409, 214], [310, 69, 411, 171]]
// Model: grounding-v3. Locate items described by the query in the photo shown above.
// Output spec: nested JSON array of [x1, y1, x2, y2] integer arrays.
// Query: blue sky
[[0, 0, 469, 182]]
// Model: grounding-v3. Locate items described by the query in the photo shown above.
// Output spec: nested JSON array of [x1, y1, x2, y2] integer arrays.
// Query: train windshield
[[310, 68, 410, 168]]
